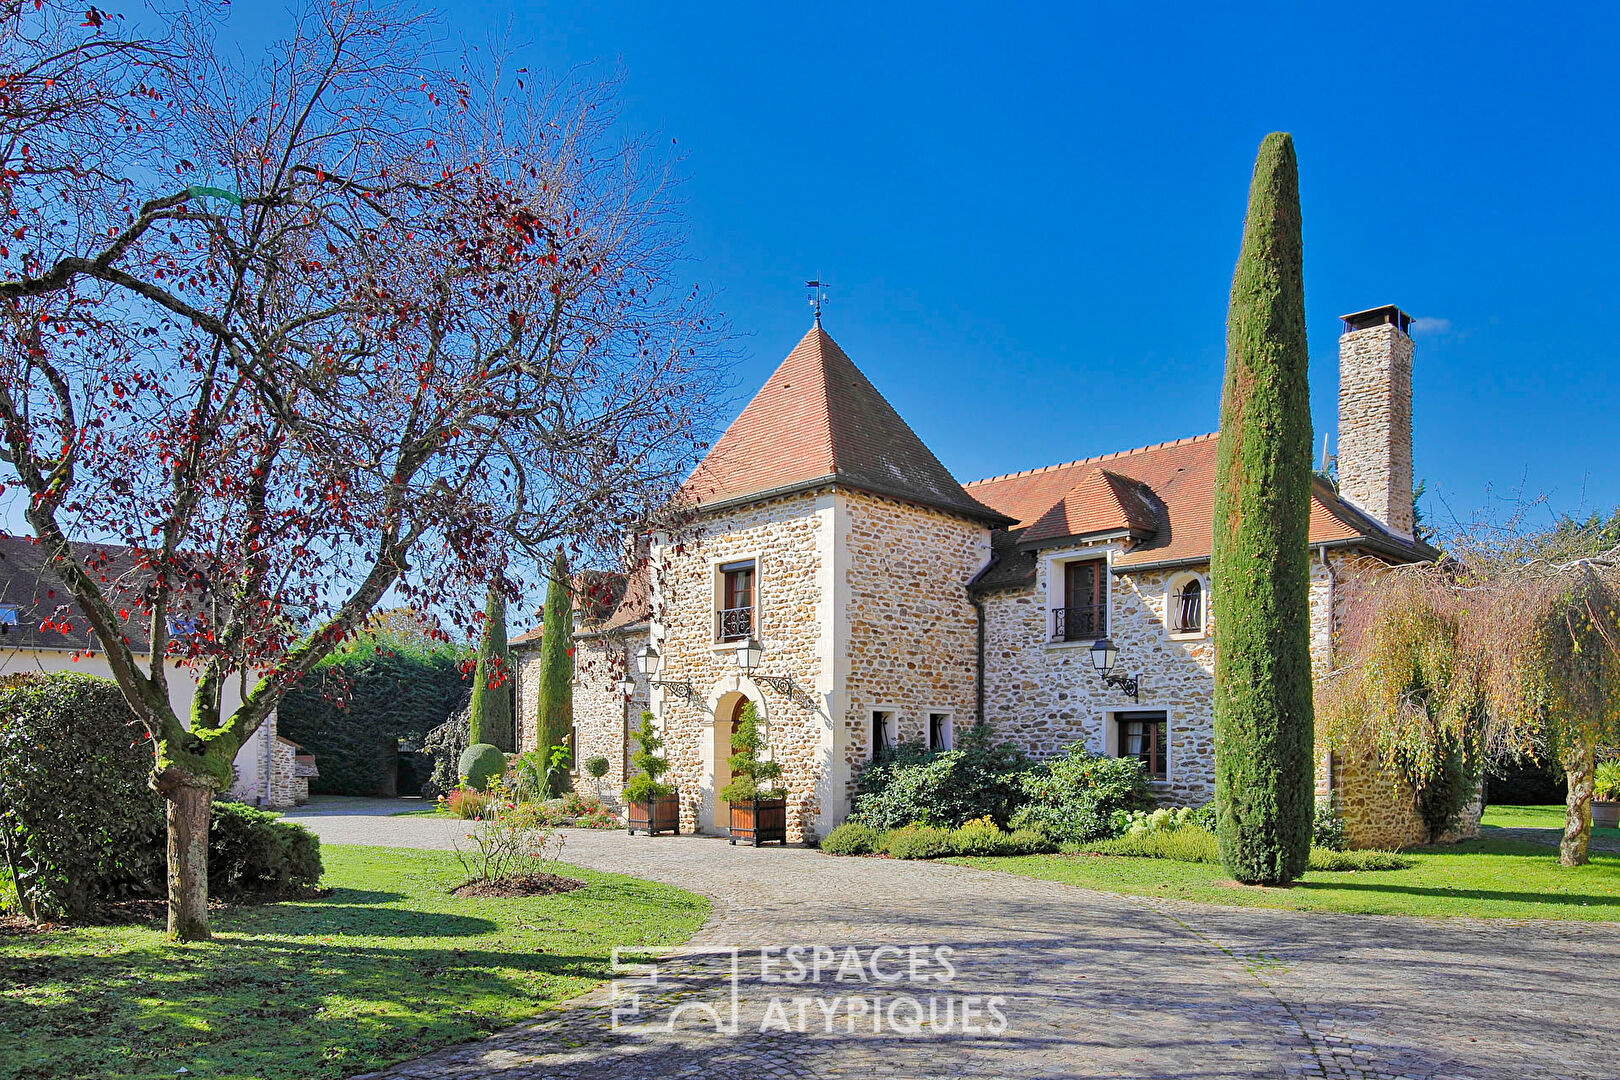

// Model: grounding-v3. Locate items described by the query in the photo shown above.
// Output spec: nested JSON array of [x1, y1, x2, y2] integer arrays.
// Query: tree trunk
[[1560, 739, 1595, 867], [166, 784, 213, 941]]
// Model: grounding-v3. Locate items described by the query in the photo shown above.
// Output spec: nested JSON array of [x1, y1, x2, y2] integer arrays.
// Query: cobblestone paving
[[291, 806, 1620, 1080]]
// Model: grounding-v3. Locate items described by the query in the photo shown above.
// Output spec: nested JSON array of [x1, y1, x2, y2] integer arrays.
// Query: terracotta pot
[[728, 796, 788, 846], [627, 791, 680, 836], [1593, 800, 1619, 830]]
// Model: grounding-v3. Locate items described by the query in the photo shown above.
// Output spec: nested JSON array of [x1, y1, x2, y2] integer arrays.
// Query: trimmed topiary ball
[[584, 756, 610, 779], [458, 743, 506, 792]]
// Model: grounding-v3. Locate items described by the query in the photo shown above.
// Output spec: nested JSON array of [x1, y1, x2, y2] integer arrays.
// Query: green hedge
[[0, 673, 165, 919], [0, 673, 322, 921], [279, 639, 469, 796]]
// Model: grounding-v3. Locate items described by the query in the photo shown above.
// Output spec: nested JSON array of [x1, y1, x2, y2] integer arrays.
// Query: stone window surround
[[1164, 569, 1209, 641], [925, 708, 954, 751], [1042, 539, 1120, 650], [1101, 706, 1175, 785], [709, 549, 763, 648], [869, 705, 900, 758]]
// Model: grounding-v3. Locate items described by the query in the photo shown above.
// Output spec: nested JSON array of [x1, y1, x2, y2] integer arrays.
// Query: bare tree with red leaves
[[0, 1, 723, 938]]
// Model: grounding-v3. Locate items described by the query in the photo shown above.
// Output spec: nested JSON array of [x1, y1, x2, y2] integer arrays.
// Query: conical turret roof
[[682, 325, 1011, 525]]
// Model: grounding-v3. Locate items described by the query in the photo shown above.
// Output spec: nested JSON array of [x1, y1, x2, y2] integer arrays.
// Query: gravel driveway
[[289, 803, 1620, 1080]]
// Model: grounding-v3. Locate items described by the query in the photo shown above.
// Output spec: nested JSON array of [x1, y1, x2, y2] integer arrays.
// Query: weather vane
[[806, 277, 830, 325]]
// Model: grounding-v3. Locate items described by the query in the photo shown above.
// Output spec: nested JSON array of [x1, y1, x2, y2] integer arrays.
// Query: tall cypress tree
[[1211, 132, 1315, 885], [536, 550, 574, 794], [468, 581, 515, 752]]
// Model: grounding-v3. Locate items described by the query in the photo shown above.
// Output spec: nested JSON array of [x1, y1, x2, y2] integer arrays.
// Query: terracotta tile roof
[[1022, 469, 1162, 544], [511, 563, 650, 647], [682, 325, 1013, 525], [965, 433, 1433, 574]]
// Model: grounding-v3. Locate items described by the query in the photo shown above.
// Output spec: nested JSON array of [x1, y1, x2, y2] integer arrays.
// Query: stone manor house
[[517, 305, 1446, 848]]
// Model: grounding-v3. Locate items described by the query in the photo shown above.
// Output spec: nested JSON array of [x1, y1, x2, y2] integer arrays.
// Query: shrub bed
[[851, 726, 1028, 830], [1011, 746, 1155, 844]]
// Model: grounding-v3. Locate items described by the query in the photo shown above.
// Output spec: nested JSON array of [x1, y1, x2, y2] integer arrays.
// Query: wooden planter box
[[627, 792, 680, 836], [728, 797, 788, 846], [1595, 801, 1619, 830]]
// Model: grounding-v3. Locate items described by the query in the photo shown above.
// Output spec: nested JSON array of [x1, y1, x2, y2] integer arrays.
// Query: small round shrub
[[821, 822, 881, 855], [882, 824, 952, 860], [947, 816, 1009, 856], [1003, 828, 1055, 855], [209, 801, 323, 897], [458, 743, 506, 792], [1312, 798, 1348, 852], [584, 755, 611, 779]]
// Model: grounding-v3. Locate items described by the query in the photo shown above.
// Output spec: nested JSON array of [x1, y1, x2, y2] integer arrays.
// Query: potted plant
[[1594, 760, 1620, 829], [721, 702, 787, 846], [624, 712, 679, 835]]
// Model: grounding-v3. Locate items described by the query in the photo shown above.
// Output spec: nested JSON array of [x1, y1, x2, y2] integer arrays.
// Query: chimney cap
[[1340, 305, 1412, 335]]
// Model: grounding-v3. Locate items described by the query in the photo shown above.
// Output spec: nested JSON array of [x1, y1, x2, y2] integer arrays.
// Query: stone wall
[[649, 490, 834, 840], [269, 734, 309, 807], [569, 629, 651, 803], [1337, 323, 1414, 538], [837, 491, 991, 816]]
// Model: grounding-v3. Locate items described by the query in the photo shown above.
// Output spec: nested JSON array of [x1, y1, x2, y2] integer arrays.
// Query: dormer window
[[717, 560, 755, 642]]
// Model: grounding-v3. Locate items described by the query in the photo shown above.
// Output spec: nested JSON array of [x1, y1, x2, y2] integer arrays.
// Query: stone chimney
[[1336, 305, 1414, 539]]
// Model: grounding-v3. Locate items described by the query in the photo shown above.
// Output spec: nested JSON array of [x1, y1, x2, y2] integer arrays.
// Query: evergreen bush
[[459, 744, 507, 792], [820, 822, 882, 856], [1010, 745, 1154, 845], [623, 712, 673, 803], [1003, 828, 1055, 855], [535, 552, 575, 795], [850, 725, 1028, 830], [468, 583, 516, 752], [0, 673, 165, 920], [1210, 131, 1315, 885], [209, 802, 323, 896], [881, 825, 953, 860], [1312, 799, 1348, 852], [947, 817, 1010, 856], [719, 702, 782, 803]]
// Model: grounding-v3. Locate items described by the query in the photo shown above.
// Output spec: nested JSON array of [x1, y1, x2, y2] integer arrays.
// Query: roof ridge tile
[[964, 432, 1220, 488]]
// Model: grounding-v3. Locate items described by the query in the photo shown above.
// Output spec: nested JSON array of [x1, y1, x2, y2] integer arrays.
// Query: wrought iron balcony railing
[[1051, 604, 1106, 642], [718, 605, 754, 642]]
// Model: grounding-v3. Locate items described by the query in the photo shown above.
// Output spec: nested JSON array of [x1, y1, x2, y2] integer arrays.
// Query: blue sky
[[156, 4, 1620, 528]]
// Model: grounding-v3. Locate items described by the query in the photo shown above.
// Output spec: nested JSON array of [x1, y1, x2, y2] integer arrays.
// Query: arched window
[[1170, 576, 1203, 635]]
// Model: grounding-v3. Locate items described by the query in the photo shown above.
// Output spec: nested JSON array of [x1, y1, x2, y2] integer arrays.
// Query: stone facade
[[837, 491, 989, 813], [981, 546, 1344, 808], [648, 490, 835, 841], [270, 734, 312, 807]]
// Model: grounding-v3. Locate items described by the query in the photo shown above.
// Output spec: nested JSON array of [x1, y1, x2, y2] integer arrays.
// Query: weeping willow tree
[[1318, 572, 1488, 844], [1324, 524, 1620, 866]]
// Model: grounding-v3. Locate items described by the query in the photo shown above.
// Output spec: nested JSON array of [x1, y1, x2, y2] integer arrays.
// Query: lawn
[[0, 844, 707, 1080], [951, 836, 1620, 920], [1480, 802, 1620, 842]]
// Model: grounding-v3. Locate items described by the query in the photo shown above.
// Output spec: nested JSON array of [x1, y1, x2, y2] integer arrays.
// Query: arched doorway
[[709, 693, 752, 833]]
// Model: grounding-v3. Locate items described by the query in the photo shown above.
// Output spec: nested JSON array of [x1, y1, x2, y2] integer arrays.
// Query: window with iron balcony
[[716, 560, 755, 643], [1052, 558, 1107, 642]]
